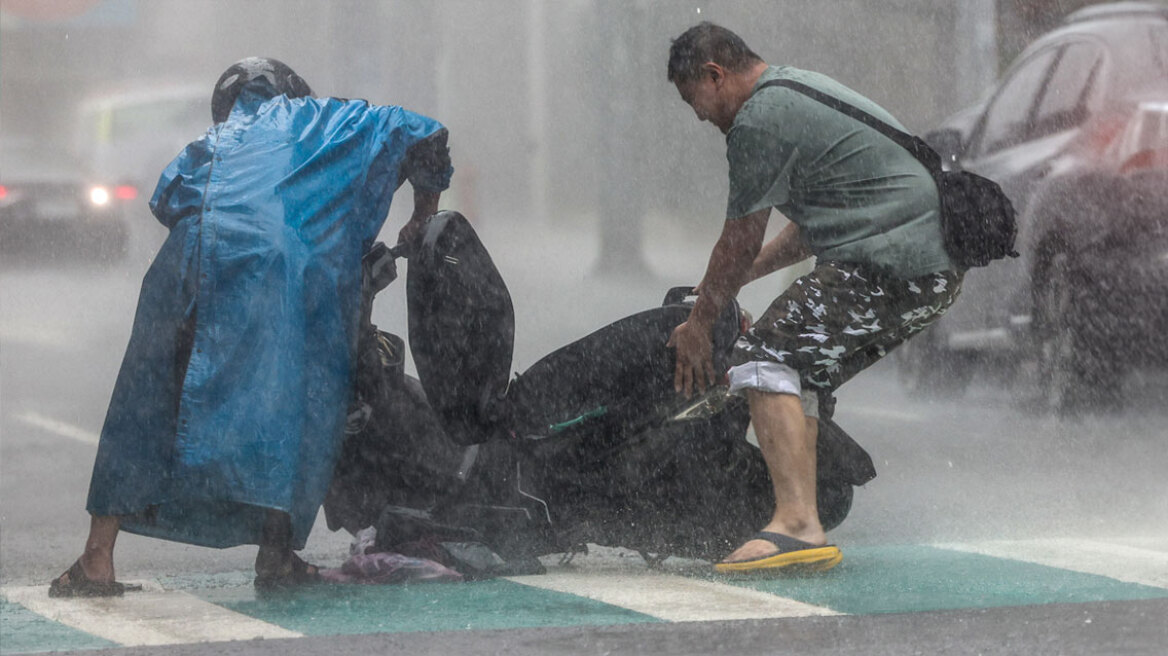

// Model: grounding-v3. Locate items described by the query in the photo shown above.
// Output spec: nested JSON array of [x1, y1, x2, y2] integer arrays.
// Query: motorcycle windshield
[[407, 211, 515, 445]]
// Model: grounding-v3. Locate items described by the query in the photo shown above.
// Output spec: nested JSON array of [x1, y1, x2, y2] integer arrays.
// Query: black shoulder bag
[[756, 79, 1018, 269]]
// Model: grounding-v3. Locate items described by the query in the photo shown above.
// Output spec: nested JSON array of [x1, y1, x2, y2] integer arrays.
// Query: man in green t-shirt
[[665, 22, 963, 574]]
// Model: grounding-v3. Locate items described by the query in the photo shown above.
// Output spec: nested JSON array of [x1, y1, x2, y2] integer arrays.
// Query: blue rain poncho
[[86, 82, 452, 549]]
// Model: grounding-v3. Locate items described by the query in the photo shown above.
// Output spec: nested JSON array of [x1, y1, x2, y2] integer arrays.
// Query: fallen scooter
[[324, 211, 876, 568]]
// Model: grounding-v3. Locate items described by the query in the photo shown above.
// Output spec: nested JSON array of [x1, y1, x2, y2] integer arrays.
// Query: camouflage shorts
[[734, 261, 963, 394]]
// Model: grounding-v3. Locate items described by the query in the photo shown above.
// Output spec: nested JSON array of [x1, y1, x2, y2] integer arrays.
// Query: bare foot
[[49, 558, 128, 598], [254, 546, 293, 578], [77, 551, 115, 583], [721, 527, 827, 563], [254, 551, 321, 588]]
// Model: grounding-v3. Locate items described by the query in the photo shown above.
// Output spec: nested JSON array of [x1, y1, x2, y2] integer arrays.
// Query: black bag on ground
[[756, 79, 1018, 269]]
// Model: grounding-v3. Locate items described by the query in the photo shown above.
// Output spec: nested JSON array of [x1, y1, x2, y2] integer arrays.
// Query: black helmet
[[211, 57, 313, 124]]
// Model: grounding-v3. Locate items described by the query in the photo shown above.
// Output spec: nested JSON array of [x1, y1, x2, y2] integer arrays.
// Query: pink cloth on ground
[[319, 552, 463, 584]]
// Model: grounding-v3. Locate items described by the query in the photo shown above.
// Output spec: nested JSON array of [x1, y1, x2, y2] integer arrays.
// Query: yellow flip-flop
[[714, 531, 842, 575]]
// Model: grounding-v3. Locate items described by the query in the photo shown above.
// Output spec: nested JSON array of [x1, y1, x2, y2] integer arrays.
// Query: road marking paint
[[13, 411, 99, 446], [935, 539, 1168, 590], [5, 540, 1164, 653], [2, 582, 302, 647], [838, 404, 924, 423], [506, 570, 840, 621]]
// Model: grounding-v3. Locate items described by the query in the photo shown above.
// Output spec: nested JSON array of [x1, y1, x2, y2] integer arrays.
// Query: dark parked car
[[0, 137, 135, 263], [896, 2, 1168, 410]]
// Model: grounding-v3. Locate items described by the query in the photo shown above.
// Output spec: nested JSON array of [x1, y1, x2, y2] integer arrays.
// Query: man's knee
[[727, 361, 819, 418]]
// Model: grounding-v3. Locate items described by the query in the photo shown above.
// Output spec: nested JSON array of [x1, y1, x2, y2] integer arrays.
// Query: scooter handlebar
[[362, 241, 409, 297], [388, 242, 411, 260]]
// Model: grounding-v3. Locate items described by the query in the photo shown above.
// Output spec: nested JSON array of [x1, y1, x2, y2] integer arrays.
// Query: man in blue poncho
[[49, 57, 453, 595]]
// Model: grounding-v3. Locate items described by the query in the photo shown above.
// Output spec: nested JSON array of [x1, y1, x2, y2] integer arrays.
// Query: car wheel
[[1032, 253, 1122, 413], [895, 322, 975, 397]]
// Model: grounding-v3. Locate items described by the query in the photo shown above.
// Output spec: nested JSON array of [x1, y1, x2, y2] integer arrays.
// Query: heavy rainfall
[[1, 1, 1167, 654]]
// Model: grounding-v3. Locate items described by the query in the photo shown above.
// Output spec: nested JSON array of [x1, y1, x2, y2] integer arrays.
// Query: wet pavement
[[4, 548, 1167, 654]]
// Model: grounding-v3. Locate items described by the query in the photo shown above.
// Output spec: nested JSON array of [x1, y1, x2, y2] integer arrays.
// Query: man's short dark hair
[[667, 22, 763, 84]]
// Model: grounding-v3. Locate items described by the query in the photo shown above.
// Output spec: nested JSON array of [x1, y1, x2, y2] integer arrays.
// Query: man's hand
[[669, 210, 767, 398], [399, 189, 442, 248], [668, 320, 715, 398]]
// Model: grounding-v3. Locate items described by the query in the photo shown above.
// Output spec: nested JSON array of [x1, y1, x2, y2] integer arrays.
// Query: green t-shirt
[[726, 66, 953, 277]]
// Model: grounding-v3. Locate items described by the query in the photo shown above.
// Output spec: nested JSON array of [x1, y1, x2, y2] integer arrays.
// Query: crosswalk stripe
[[934, 539, 1168, 590], [505, 570, 840, 621], [2, 582, 302, 647]]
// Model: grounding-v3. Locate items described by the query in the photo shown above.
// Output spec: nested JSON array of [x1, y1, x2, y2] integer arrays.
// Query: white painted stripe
[[838, 404, 923, 423], [13, 412, 100, 446], [935, 539, 1168, 590], [2, 582, 302, 646], [506, 570, 839, 621]]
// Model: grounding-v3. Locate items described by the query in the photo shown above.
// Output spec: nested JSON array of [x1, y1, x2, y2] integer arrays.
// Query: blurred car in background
[[71, 84, 209, 253], [0, 137, 135, 263], [896, 2, 1168, 411], [73, 84, 207, 198]]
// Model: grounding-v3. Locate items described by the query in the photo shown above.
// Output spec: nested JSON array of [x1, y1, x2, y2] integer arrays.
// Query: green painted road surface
[[3, 539, 1166, 654]]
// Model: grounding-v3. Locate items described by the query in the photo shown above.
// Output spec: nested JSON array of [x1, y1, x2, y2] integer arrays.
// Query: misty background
[[1, 0, 1088, 273], [1, 0, 1100, 360]]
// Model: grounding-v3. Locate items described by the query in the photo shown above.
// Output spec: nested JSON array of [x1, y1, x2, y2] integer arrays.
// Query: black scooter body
[[326, 211, 875, 563], [406, 211, 515, 447], [405, 211, 742, 445]]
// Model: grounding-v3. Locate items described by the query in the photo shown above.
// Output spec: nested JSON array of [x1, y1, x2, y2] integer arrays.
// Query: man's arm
[[398, 188, 441, 246], [668, 208, 769, 397], [395, 127, 451, 247], [745, 220, 811, 283]]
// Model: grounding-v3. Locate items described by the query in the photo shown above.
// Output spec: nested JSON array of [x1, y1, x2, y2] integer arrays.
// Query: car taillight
[[1120, 147, 1168, 174], [0, 185, 7, 200], [115, 185, 138, 200], [1111, 102, 1168, 173]]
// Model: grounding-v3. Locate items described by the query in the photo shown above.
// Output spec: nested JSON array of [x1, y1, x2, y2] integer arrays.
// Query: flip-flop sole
[[714, 545, 842, 575]]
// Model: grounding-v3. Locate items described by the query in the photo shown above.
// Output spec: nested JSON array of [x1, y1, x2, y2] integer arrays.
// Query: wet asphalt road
[[3, 217, 1167, 654], [36, 598, 1168, 656]]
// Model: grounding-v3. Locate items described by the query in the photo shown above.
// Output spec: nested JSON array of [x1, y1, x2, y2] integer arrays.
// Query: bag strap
[[755, 78, 941, 171]]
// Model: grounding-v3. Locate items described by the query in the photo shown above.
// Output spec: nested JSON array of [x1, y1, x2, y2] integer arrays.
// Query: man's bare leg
[[721, 390, 823, 562], [50, 515, 120, 589], [255, 510, 296, 578], [80, 515, 121, 581], [254, 509, 319, 584]]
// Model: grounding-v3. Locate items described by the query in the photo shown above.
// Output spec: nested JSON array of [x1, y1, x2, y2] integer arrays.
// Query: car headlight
[[89, 186, 111, 206]]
